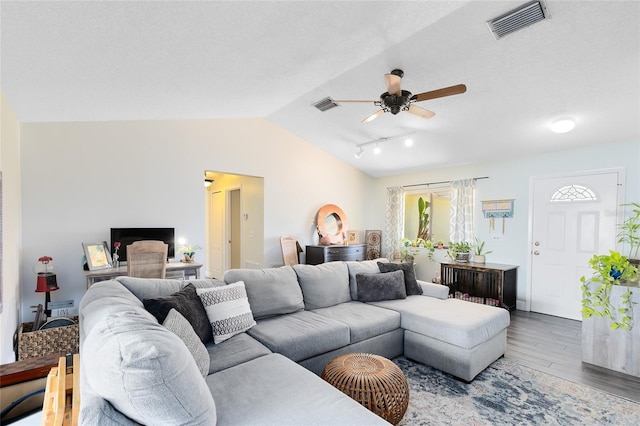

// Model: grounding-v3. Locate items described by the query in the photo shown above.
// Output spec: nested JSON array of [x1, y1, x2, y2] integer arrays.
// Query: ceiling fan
[[333, 69, 467, 123]]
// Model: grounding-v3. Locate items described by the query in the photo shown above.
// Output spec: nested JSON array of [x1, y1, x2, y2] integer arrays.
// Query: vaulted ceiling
[[2, 1, 638, 177]]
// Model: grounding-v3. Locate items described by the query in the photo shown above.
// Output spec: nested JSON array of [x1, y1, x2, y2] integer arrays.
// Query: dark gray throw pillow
[[143, 283, 212, 344], [356, 270, 407, 302], [378, 261, 423, 296]]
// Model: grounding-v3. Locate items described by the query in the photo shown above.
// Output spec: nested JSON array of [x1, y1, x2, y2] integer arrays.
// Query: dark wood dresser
[[305, 244, 366, 265]]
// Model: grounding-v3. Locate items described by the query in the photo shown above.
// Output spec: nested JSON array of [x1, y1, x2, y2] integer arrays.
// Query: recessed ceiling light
[[404, 138, 413, 147], [373, 144, 382, 155], [550, 117, 576, 134]]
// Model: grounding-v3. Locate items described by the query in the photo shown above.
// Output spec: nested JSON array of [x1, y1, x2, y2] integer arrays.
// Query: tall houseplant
[[416, 197, 430, 241], [617, 202, 640, 263], [580, 250, 638, 330]]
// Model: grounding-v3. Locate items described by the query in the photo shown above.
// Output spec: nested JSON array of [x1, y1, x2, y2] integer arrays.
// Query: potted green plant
[[446, 241, 473, 263], [179, 244, 202, 262], [399, 238, 435, 261], [416, 197, 430, 241], [617, 202, 640, 265], [580, 250, 638, 330], [473, 238, 492, 264], [436, 239, 445, 249]]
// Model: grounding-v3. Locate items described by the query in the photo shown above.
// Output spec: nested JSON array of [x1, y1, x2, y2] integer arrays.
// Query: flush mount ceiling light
[[204, 172, 214, 188], [353, 131, 415, 159], [550, 117, 576, 134]]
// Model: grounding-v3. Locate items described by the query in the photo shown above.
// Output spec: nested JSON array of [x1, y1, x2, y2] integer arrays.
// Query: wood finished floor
[[506, 310, 640, 403]]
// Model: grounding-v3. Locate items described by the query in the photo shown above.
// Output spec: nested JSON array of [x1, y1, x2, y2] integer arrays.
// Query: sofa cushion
[[311, 301, 401, 343], [223, 267, 304, 320], [82, 306, 216, 425], [345, 258, 389, 300], [292, 262, 351, 309], [368, 296, 511, 349], [142, 283, 212, 344], [80, 394, 141, 425], [247, 310, 350, 362], [206, 333, 272, 374], [197, 281, 256, 344], [207, 353, 389, 425], [378, 261, 423, 295], [356, 270, 407, 302], [163, 309, 209, 377], [116, 276, 225, 301]]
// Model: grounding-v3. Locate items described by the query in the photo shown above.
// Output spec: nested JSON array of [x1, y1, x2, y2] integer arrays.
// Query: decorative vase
[[183, 253, 195, 262], [474, 255, 486, 264], [320, 236, 331, 245], [456, 252, 470, 263]]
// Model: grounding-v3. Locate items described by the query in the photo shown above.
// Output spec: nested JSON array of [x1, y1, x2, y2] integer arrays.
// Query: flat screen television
[[110, 227, 175, 261]]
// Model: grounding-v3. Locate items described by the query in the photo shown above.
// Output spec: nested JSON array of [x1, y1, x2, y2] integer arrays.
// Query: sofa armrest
[[417, 280, 449, 300]]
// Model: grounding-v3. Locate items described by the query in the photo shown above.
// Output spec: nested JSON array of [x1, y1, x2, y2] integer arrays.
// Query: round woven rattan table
[[321, 353, 409, 425]]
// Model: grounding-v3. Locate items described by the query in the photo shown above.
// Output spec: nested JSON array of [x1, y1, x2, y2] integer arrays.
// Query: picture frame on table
[[347, 230, 359, 244], [82, 241, 113, 270]]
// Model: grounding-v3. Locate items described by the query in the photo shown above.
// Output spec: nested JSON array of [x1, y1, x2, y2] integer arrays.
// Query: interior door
[[209, 191, 224, 279], [229, 188, 241, 269], [530, 170, 622, 320]]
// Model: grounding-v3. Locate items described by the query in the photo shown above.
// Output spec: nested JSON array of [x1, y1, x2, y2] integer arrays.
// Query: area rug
[[393, 357, 639, 425]]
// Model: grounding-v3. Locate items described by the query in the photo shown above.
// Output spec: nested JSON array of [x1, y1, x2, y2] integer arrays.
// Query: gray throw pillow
[[163, 309, 210, 377], [143, 283, 212, 344], [356, 270, 407, 302], [378, 261, 423, 295]]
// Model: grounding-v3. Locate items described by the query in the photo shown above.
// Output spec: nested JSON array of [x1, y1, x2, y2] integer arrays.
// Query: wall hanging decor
[[481, 199, 515, 234]]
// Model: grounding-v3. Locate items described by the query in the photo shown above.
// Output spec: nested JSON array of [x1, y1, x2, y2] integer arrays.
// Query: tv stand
[[84, 262, 202, 288]]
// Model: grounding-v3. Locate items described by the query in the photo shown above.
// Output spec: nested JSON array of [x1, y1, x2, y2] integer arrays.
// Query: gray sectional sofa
[[79, 259, 510, 425]]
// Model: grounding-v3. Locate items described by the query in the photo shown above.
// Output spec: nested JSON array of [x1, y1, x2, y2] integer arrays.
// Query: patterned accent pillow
[[163, 309, 210, 377], [197, 281, 256, 344]]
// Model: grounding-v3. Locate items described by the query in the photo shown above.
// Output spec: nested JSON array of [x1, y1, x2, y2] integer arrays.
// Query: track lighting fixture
[[353, 131, 415, 159]]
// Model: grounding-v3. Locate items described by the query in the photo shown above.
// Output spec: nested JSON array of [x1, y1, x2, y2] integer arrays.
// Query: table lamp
[[34, 256, 59, 317]]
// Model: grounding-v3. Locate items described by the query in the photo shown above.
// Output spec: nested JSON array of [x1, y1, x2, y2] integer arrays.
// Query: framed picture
[[83, 242, 113, 270], [347, 230, 359, 244]]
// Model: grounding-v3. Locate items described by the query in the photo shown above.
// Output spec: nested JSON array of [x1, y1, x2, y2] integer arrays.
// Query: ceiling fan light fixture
[[550, 117, 576, 134]]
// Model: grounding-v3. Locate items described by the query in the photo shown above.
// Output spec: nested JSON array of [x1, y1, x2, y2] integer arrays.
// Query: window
[[550, 185, 597, 202], [404, 190, 451, 243]]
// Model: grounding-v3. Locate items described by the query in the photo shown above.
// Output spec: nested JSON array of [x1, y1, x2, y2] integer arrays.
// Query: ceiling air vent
[[487, 1, 548, 39], [313, 97, 339, 112]]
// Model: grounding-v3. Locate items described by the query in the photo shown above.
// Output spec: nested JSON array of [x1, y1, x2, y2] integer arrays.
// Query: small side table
[[321, 353, 409, 425]]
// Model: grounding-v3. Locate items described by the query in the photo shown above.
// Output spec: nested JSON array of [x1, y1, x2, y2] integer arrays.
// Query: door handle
[[534, 250, 540, 255], [534, 241, 540, 246]]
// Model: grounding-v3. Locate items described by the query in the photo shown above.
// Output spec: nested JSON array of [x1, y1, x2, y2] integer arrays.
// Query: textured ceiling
[[2, 1, 639, 177]]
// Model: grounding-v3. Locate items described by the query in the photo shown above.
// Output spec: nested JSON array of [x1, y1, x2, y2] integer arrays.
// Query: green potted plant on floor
[[580, 250, 638, 330], [446, 241, 473, 263], [473, 238, 492, 264]]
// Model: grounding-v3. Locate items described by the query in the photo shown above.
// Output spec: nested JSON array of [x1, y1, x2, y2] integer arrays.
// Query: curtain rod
[[402, 176, 489, 188]]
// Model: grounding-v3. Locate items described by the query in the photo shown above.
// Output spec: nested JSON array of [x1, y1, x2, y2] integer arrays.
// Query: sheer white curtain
[[450, 179, 475, 242], [383, 187, 404, 259]]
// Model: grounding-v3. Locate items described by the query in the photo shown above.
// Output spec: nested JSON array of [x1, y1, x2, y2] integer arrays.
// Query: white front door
[[529, 170, 622, 320]]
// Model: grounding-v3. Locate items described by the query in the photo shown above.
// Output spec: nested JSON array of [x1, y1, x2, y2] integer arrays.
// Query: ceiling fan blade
[[385, 73, 402, 96], [362, 109, 385, 123], [411, 84, 467, 102], [407, 104, 435, 119], [333, 99, 378, 104]]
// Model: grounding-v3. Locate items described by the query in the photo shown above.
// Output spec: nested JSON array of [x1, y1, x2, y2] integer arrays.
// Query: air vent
[[487, 1, 548, 39], [313, 97, 339, 112]]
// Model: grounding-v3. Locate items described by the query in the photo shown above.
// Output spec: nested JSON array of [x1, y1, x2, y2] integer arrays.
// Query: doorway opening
[[204, 171, 264, 279]]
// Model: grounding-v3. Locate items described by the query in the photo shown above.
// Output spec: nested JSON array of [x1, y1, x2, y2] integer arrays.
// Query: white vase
[[474, 255, 486, 264]]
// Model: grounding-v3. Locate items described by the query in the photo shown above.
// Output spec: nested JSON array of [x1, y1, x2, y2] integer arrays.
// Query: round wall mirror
[[316, 204, 348, 245]]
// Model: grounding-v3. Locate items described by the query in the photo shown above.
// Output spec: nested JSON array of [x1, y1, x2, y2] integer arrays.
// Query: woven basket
[[321, 353, 409, 425], [18, 320, 79, 360]]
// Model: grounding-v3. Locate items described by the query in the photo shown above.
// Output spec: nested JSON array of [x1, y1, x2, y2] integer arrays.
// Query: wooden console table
[[440, 261, 518, 310], [84, 262, 202, 288], [305, 244, 366, 265]]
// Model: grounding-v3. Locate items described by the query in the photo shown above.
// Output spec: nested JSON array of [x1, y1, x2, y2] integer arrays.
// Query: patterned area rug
[[394, 357, 640, 425]]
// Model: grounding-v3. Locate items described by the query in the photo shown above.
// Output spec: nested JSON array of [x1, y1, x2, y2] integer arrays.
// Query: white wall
[[19, 118, 373, 321], [369, 140, 640, 309], [0, 93, 22, 363]]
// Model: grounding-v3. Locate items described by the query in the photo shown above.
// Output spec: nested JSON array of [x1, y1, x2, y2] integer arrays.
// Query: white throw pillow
[[197, 281, 256, 344], [163, 308, 210, 377]]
